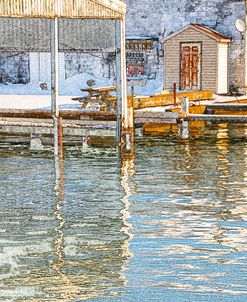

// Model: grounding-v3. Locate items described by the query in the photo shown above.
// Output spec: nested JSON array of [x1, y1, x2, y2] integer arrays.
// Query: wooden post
[[115, 19, 122, 144], [58, 117, 63, 160], [181, 97, 189, 139], [173, 83, 177, 106], [245, 0, 247, 94], [115, 17, 133, 151], [51, 17, 60, 159]]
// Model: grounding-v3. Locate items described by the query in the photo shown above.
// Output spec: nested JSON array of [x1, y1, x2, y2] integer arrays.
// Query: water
[[0, 125, 247, 302]]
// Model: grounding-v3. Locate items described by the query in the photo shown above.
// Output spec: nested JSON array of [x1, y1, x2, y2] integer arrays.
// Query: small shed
[[161, 24, 231, 94]]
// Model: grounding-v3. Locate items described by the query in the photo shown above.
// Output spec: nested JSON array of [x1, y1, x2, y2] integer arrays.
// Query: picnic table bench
[[72, 86, 117, 111]]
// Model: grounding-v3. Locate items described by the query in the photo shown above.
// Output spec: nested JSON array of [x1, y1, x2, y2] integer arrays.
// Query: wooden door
[[181, 43, 201, 90]]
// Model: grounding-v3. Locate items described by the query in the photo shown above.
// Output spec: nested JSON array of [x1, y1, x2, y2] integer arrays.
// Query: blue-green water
[[0, 125, 247, 302]]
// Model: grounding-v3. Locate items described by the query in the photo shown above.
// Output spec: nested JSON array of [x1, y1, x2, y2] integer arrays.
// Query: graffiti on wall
[[126, 39, 155, 79], [126, 53, 145, 78]]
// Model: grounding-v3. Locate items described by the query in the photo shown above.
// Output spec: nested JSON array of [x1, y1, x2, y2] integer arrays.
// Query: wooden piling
[[51, 16, 60, 161], [58, 117, 63, 160], [181, 97, 189, 139], [115, 19, 122, 145], [173, 83, 177, 106]]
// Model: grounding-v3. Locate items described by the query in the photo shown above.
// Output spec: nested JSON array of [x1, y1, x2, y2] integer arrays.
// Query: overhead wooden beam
[[0, 0, 126, 18]]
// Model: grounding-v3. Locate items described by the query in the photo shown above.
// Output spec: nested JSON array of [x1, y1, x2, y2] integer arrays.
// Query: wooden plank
[[206, 104, 247, 111], [171, 105, 206, 114], [0, 109, 116, 120], [0, 125, 115, 137], [129, 90, 213, 109], [135, 111, 178, 119], [135, 118, 177, 124], [0, 117, 116, 127], [187, 114, 247, 123]]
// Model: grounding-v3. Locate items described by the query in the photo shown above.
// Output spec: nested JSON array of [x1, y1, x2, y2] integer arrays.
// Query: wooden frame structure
[[0, 0, 130, 156]]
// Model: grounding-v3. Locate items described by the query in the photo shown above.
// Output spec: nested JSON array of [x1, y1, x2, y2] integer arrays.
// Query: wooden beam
[[206, 104, 247, 110], [187, 114, 247, 123], [0, 109, 117, 120], [130, 90, 213, 109], [0, 0, 126, 18]]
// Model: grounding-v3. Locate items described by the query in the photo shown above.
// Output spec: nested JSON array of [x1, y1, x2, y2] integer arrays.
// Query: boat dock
[[1, 99, 247, 146]]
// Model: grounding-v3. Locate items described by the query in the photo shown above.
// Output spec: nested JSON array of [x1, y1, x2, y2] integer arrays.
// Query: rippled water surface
[[1, 125, 247, 302]]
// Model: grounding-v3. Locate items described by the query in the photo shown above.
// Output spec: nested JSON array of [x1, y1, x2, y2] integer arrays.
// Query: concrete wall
[[0, 0, 245, 94], [0, 52, 29, 84], [125, 0, 245, 93]]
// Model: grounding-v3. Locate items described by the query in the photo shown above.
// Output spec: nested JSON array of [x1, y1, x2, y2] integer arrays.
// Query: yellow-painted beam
[[128, 90, 213, 109]]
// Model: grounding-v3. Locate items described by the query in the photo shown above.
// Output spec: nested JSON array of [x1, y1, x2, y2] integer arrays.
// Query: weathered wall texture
[[65, 52, 115, 80], [125, 0, 245, 92], [0, 52, 29, 84], [0, 0, 245, 93]]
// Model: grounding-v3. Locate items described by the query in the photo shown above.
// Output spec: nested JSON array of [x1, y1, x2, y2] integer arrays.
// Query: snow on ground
[[0, 69, 165, 97], [0, 73, 112, 97], [0, 70, 246, 110], [0, 95, 81, 110]]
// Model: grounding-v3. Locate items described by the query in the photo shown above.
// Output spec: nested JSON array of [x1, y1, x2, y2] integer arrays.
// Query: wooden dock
[[1, 100, 247, 148]]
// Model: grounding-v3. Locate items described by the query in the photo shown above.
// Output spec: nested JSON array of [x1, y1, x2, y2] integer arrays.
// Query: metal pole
[[51, 17, 60, 158]]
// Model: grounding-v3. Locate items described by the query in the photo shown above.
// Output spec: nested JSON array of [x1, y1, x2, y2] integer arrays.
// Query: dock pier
[[1, 98, 247, 150]]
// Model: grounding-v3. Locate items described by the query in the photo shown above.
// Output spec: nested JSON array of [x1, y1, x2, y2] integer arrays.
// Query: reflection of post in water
[[54, 159, 65, 272], [216, 124, 230, 192], [174, 141, 199, 183], [120, 152, 135, 262], [53, 160, 81, 300]]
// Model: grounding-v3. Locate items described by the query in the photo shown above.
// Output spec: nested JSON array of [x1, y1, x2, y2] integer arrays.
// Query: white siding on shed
[[217, 43, 229, 94]]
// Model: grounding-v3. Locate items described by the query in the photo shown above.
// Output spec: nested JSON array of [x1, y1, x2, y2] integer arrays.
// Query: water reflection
[[0, 131, 247, 301], [120, 153, 135, 261]]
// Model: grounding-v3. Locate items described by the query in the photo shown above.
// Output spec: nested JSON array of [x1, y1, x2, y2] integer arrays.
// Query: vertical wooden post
[[181, 97, 189, 139], [245, 0, 247, 94], [173, 83, 177, 106], [51, 17, 61, 159], [58, 117, 63, 160], [115, 19, 122, 144], [115, 17, 133, 151], [182, 97, 189, 114]]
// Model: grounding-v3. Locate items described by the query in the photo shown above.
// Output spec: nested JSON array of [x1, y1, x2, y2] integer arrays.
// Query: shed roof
[[161, 24, 231, 43], [0, 0, 126, 19]]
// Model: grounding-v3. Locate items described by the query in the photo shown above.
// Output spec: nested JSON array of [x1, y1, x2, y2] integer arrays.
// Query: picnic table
[[72, 86, 117, 111]]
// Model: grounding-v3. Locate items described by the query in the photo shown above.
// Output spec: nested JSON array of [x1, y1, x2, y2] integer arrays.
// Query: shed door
[[181, 43, 201, 90]]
